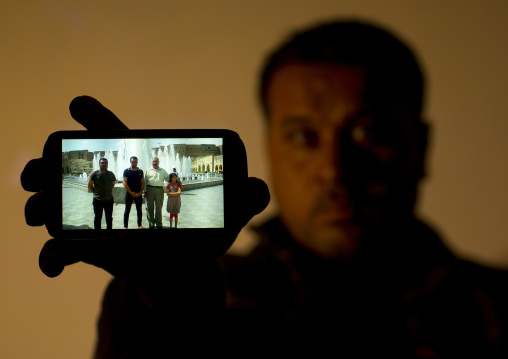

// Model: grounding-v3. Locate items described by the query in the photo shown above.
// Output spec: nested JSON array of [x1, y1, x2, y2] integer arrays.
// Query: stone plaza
[[62, 183, 224, 229]]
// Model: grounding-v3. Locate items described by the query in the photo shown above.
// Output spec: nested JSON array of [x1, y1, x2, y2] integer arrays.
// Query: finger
[[231, 177, 270, 233], [39, 238, 204, 281], [25, 192, 44, 226], [39, 239, 88, 277], [69, 95, 129, 130], [39, 238, 161, 280], [39, 239, 120, 278], [39, 238, 124, 278], [245, 177, 270, 217], [21, 158, 43, 192]]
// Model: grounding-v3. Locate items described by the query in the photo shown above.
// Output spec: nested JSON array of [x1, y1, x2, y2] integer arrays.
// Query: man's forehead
[[267, 64, 367, 123]]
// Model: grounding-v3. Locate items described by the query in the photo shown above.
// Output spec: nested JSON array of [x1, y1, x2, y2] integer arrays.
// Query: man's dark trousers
[[93, 198, 114, 229], [124, 192, 142, 228]]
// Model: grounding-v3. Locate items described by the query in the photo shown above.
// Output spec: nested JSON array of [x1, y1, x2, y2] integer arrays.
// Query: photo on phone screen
[[61, 137, 224, 230]]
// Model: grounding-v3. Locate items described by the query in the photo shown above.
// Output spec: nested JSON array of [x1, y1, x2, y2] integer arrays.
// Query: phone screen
[[61, 137, 224, 230]]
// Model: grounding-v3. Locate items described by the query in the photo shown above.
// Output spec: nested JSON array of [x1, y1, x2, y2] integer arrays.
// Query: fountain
[[67, 139, 226, 204], [92, 139, 151, 180]]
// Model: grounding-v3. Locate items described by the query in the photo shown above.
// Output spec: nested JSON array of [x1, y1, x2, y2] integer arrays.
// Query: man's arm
[[139, 178, 145, 195], [143, 171, 148, 197], [123, 178, 134, 196], [21, 95, 270, 351], [88, 178, 94, 193]]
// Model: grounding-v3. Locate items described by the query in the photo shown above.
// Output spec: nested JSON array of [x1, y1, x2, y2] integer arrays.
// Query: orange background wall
[[1, 1, 507, 358]]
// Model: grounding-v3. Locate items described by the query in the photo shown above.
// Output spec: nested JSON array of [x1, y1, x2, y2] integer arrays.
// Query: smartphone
[[42, 129, 247, 245]]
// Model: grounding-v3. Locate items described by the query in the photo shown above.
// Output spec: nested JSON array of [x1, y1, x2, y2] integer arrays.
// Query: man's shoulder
[[107, 170, 116, 178], [123, 168, 143, 176], [90, 170, 100, 179], [219, 217, 508, 293], [218, 218, 293, 275], [446, 259, 508, 297]]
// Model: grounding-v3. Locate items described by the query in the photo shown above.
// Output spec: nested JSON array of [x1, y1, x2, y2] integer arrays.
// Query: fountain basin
[[63, 178, 223, 203]]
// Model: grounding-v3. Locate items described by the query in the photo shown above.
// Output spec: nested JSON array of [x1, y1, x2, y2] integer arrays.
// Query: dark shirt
[[123, 167, 144, 193], [219, 218, 508, 357], [94, 217, 508, 358], [90, 170, 116, 201]]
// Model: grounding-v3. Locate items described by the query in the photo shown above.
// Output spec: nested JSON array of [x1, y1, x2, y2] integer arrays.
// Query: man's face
[[266, 64, 425, 258], [130, 158, 138, 169], [152, 159, 159, 169], [99, 159, 108, 171]]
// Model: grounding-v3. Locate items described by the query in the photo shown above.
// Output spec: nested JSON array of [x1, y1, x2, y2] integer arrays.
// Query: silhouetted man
[[215, 20, 508, 357]]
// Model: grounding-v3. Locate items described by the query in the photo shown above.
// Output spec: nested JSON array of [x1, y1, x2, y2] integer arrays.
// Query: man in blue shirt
[[123, 156, 145, 229]]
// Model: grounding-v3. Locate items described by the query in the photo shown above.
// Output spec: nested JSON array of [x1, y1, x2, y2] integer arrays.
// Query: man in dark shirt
[[88, 157, 116, 230], [215, 20, 508, 357], [122, 156, 145, 229], [91, 20, 508, 357]]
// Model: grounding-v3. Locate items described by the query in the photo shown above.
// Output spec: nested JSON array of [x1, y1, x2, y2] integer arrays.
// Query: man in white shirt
[[144, 157, 169, 229]]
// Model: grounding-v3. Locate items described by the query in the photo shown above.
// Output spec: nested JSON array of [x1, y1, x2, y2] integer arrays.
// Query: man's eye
[[350, 120, 396, 162], [351, 124, 374, 145], [285, 129, 319, 148], [350, 120, 393, 147]]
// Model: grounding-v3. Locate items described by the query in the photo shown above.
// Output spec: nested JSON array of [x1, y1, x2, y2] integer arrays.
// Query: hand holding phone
[[21, 96, 270, 283]]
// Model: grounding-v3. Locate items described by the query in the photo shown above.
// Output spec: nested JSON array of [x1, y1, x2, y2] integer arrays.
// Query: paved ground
[[62, 184, 224, 229]]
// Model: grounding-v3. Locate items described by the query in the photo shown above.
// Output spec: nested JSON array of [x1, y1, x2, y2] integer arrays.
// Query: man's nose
[[316, 134, 343, 185]]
